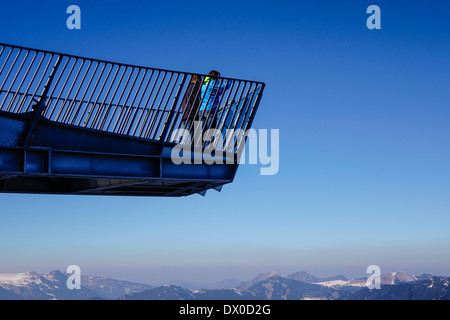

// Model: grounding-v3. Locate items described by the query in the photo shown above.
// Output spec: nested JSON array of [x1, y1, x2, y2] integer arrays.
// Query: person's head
[[191, 74, 200, 83], [208, 70, 221, 78]]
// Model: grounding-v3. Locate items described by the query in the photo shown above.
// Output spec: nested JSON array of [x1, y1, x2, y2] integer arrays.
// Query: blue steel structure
[[0, 43, 265, 196]]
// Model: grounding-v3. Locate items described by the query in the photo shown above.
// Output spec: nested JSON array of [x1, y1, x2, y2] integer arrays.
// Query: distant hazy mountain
[[235, 271, 348, 290], [0, 270, 152, 300], [288, 271, 348, 284], [347, 277, 450, 300], [122, 285, 196, 300], [123, 274, 343, 300], [415, 273, 434, 281], [202, 278, 242, 290], [316, 271, 419, 289], [78, 271, 153, 299], [238, 271, 287, 289], [247, 275, 342, 300]]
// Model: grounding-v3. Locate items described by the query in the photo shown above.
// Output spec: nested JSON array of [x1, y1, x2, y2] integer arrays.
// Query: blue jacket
[[199, 77, 233, 112]]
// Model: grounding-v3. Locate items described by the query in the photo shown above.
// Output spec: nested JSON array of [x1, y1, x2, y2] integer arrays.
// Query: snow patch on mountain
[[0, 271, 44, 288]]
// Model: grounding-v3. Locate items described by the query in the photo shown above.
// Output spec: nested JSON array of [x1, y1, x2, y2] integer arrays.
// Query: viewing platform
[[0, 43, 265, 197]]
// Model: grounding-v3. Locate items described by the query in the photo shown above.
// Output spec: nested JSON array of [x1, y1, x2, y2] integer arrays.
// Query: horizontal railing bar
[[0, 87, 262, 121], [0, 42, 264, 86], [0, 90, 191, 117]]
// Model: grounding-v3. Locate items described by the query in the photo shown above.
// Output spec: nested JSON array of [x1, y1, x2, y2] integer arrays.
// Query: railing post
[[22, 54, 62, 147]]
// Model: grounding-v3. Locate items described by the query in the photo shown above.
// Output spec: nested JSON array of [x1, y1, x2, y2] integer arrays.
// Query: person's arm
[[220, 79, 233, 91]]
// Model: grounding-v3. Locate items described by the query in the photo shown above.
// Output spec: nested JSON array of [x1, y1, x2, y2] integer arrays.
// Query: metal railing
[[0, 43, 265, 153]]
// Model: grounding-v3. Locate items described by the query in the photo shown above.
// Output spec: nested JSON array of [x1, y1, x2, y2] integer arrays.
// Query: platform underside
[[0, 111, 237, 197]]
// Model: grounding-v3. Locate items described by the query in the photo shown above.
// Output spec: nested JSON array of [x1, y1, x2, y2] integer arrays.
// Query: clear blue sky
[[0, 0, 449, 285]]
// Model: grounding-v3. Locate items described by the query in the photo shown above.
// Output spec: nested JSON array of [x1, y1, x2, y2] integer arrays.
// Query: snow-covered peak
[[266, 271, 286, 278], [381, 271, 417, 284], [0, 271, 42, 287]]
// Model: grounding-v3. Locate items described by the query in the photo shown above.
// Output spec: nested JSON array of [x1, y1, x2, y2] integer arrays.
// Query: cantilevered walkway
[[0, 43, 264, 196]]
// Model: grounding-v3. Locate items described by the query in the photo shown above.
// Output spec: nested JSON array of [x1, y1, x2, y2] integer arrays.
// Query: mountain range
[[0, 269, 448, 300], [0, 270, 152, 300]]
